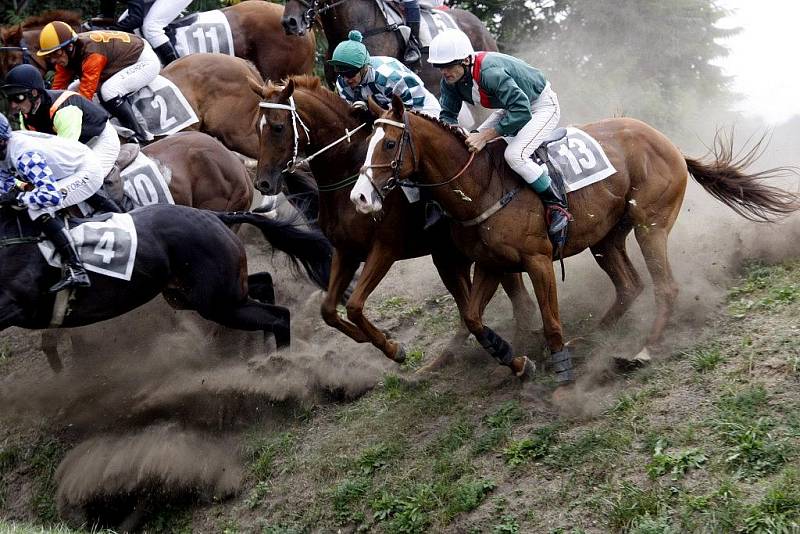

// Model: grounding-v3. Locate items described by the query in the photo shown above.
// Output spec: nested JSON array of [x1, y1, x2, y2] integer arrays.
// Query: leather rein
[[361, 115, 520, 227]]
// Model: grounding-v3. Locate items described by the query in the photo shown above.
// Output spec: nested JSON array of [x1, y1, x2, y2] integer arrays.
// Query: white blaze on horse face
[[258, 114, 266, 134], [351, 126, 386, 214]]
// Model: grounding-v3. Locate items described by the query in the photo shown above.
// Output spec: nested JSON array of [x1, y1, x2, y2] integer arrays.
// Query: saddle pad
[[173, 10, 235, 56], [546, 127, 617, 192], [130, 75, 199, 137], [120, 152, 175, 207], [380, 0, 457, 47], [38, 213, 138, 281]]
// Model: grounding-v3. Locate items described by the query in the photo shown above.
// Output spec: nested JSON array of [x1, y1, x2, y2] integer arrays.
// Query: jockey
[[104, 0, 193, 66], [37, 21, 160, 144], [0, 112, 104, 292], [428, 29, 570, 237], [329, 30, 440, 117], [2, 64, 121, 179], [397, 0, 422, 64]]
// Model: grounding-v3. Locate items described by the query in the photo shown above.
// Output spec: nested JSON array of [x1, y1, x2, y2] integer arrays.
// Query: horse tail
[[214, 211, 332, 289], [685, 131, 800, 222]]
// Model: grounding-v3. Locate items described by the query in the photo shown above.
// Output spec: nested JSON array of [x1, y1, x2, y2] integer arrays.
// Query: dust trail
[[55, 423, 242, 516]]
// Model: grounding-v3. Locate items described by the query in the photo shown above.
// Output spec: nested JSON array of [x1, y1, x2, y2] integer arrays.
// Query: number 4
[[93, 231, 116, 264]]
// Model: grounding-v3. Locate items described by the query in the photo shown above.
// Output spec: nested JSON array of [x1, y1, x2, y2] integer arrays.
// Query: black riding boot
[[404, 21, 422, 65], [86, 191, 124, 213], [153, 41, 179, 66], [102, 95, 151, 144], [36, 214, 91, 292], [536, 179, 571, 236]]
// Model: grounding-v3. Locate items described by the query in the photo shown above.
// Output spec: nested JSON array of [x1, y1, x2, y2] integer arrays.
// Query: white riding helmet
[[427, 29, 474, 66]]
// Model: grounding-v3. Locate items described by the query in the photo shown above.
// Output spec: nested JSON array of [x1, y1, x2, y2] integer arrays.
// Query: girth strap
[[460, 187, 520, 227]]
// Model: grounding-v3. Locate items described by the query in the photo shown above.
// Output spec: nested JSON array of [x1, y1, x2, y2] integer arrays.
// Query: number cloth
[[0, 131, 104, 219], [439, 51, 558, 184], [335, 56, 441, 117]]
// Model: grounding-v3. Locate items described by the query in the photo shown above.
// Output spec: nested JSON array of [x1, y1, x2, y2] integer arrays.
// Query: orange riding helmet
[[37, 21, 78, 57]]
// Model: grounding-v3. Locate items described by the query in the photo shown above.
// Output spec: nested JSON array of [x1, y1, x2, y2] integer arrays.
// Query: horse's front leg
[[344, 244, 406, 362], [320, 249, 370, 343], [524, 253, 574, 384], [463, 265, 534, 378]]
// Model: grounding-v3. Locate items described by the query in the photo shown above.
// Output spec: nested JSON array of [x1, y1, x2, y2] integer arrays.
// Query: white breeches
[[99, 43, 160, 101], [29, 160, 104, 220], [86, 121, 121, 177], [479, 83, 561, 183], [142, 0, 194, 48]]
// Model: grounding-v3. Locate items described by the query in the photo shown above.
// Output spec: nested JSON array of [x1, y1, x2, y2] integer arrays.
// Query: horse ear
[[247, 76, 266, 99], [391, 94, 404, 118], [280, 79, 296, 101], [366, 96, 384, 118]]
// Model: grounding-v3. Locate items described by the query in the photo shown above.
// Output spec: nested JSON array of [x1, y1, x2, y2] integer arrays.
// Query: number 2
[[151, 95, 177, 130]]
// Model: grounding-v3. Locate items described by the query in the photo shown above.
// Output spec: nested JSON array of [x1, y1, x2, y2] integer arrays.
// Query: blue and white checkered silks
[[15, 151, 61, 209], [336, 56, 432, 111], [0, 112, 10, 141]]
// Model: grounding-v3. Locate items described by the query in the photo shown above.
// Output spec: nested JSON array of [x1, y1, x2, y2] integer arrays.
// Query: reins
[[259, 94, 369, 190], [364, 115, 522, 226]]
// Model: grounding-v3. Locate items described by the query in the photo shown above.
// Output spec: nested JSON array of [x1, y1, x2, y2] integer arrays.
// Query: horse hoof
[[392, 345, 407, 364], [614, 347, 652, 373], [511, 356, 536, 381], [416, 350, 455, 374]]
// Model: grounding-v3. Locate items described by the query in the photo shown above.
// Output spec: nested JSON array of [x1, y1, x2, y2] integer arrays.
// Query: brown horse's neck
[[320, 2, 399, 59], [410, 115, 505, 223], [294, 88, 371, 187]]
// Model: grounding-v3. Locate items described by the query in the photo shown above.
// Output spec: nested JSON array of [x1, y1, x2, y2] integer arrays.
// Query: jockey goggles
[[335, 66, 362, 79]]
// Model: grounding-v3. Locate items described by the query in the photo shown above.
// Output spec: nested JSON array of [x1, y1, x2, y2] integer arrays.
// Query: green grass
[[502, 425, 558, 467], [645, 439, 707, 481]]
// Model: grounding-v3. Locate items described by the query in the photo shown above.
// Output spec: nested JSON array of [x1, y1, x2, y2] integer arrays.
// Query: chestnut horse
[[0, 2, 315, 81], [353, 96, 799, 383], [281, 0, 496, 93], [248, 75, 538, 372]]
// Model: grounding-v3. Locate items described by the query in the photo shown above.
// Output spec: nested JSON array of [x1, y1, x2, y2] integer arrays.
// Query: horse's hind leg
[[634, 225, 679, 356], [590, 220, 645, 327], [248, 272, 275, 304], [208, 300, 292, 348]]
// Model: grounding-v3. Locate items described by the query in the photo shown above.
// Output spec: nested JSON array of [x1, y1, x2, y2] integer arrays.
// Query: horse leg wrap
[[475, 326, 514, 366], [550, 348, 575, 384]]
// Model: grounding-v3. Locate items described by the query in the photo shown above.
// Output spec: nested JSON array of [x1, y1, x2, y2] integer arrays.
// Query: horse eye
[[384, 140, 396, 150], [271, 123, 285, 134]]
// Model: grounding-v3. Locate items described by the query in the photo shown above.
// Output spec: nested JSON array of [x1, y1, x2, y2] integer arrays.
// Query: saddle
[[83, 143, 140, 216]]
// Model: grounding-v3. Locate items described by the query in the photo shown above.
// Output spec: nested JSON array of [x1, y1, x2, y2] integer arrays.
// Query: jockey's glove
[[351, 101, 368, 111]]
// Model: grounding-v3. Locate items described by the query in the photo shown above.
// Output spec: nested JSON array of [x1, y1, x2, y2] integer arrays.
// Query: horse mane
[[22, 10, 82, 30], [265, 74, 354, 117], [408, 110, 467, 141]]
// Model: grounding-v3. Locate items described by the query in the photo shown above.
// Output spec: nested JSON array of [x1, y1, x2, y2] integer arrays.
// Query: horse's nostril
[[359, 194, 367, 204]]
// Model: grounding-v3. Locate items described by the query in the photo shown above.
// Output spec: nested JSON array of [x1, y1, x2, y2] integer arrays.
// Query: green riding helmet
[[328, 30, 370, 71]]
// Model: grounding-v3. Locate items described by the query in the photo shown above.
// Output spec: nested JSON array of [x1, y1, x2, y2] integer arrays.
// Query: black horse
[[280, 0, 498, 94], [0, 204, 333, 356]]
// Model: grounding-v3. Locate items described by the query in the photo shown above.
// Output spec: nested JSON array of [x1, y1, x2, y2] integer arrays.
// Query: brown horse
[[353, 96, 799, 383], [248, 75, 538, 371], [281, 0, 496, 93], [0, 2, 315, 81]]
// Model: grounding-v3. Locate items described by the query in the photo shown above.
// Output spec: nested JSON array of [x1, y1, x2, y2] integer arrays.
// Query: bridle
[[292, 0, 399, 39], [258, 95, 369, 184], [361, 114, 477, 201], [362, 113, 520, 227]]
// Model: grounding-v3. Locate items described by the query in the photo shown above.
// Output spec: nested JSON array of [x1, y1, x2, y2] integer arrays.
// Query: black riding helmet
[[1, 64, 46, 96]]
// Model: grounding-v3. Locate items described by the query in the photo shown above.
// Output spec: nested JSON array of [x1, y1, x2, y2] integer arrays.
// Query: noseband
[[361, 114, 477, 200], [258, 95, 369, 180]]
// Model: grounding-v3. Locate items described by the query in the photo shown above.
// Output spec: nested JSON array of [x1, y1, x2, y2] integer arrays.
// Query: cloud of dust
[[55, 423, 242, 513]]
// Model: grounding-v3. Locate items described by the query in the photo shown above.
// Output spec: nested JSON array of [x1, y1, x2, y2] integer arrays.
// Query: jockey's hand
[[466, 129, 500, 153], [0, 189, 21, 207]]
